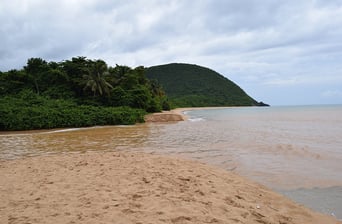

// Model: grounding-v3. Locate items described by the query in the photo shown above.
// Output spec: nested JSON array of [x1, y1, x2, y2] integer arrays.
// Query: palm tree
[[108, 64, 132, 85], [83, 60, 113, 96]]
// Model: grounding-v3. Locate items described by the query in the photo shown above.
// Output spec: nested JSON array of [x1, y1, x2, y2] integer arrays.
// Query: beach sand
[[144, 109, 187, 122], [0, 151, 340, 224], [144, 107, 236, 122]]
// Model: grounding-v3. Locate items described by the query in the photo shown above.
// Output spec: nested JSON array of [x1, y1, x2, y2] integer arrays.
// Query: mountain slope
[[145, 63, 267, 107]]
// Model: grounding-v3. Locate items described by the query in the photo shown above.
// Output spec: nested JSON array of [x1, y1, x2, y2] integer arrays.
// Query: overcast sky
[[1, 0, 342, 105]]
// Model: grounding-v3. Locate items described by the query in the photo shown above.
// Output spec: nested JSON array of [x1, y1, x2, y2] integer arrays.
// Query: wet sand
[[144, 107, 231, 122], [144, 109, 188, 122], [0, 151, 340, 224]]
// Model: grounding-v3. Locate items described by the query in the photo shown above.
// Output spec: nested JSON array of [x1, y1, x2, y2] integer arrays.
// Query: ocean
[[0, 105, 341, 219]]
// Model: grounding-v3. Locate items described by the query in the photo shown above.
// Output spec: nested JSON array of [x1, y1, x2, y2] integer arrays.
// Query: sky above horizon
[[1, 0, 342, 105]]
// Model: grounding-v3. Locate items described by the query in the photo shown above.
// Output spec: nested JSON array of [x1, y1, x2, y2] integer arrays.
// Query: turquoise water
[[1, 105, 341, 219]]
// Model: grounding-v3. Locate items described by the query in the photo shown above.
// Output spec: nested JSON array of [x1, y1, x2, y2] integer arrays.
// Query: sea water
[[181, 105, 342, 219], [0, 105, 341, 218]]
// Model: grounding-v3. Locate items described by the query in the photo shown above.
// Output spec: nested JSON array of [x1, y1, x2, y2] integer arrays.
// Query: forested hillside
[[0, 57, 170, 131], [145, 63, 267, 107]]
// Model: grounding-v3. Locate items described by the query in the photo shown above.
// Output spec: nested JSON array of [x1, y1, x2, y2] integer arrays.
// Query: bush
[[0, 95, 146, 131]]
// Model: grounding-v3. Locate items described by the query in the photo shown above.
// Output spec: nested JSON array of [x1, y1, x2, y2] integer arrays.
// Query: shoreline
[[0, 108, 192, 135], [0, 152, 341, 224], [144, 107, 235, 123], [0, 107, 227, 134], [144, 108, 189, 122], [0, 107, 340, 223], [1, 151, 340, 224]]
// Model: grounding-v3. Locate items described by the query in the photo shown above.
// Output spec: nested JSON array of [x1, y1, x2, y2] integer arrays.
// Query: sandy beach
[[144, 109, 188, 122], [0, 151, 340, 224], [144, 107, 227, 122]]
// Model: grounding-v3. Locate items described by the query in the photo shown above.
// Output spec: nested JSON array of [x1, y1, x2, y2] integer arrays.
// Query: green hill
[[145, 63, 268, 107]]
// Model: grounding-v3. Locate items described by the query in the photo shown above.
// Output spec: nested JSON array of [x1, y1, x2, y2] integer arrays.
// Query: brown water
[[1, 105, 341, 218]]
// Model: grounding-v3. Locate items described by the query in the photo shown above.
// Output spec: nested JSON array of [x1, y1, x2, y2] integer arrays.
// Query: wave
[[188, 118, 205, 122], [44, 128, 85, 134]]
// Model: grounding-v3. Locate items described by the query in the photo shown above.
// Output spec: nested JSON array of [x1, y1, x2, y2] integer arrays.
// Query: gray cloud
[[1, 0, 342, 105]]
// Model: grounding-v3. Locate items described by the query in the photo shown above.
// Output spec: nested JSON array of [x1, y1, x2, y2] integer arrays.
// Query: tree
[[24, 58, 49, 95], [61, 57, 90, 97], [83, 60, 113, 96], [108, 64, 132, 86], [149, 79, 165, 97], [0, 69, 30, 95]]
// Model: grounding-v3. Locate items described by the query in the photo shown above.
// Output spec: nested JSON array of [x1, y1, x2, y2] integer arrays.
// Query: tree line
[[0, 57, 170, 131]]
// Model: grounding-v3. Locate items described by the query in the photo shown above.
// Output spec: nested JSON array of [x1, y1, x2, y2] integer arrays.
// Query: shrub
[[0, 95, 146, 131]]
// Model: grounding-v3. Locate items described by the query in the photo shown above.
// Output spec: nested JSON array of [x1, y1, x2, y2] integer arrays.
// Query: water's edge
[[1, 105, 341, 219]]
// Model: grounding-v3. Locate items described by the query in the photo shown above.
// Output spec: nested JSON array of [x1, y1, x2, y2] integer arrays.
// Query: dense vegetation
[[146, 63, 268, 107], [0, 59, 267, 131], [0, 57, 169, 131]]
